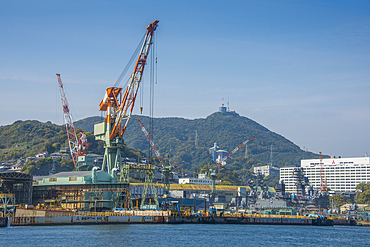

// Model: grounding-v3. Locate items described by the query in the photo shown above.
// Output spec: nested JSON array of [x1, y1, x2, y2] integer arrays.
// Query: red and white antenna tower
[[56, 74, 78, 168], [227, 96, 230, 112]]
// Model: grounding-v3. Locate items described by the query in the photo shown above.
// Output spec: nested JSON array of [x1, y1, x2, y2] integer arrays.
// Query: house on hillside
[[50, 152, 62, 160], [36, 151, 48, 158]]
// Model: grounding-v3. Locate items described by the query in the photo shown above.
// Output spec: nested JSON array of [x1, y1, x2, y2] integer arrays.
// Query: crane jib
[[106, 20, 159, 140], [216, 136, 255, 166]]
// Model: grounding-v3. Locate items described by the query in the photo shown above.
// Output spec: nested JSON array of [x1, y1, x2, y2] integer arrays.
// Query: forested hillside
[[0, 112, 323, 184], [0, 120, 146, 164], [75, 111, 322, 172]]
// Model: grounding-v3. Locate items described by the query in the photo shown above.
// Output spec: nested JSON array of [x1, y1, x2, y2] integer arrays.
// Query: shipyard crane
[[56, 74, 79, 168], [319, 152, 328, 194], [210, 136, 255, 201], [138, 119, 163, 163], [94, 20, 159, 175], [215, 136, 255, 168], [56, 74, 91, 170], [138, 119, 173, 198]]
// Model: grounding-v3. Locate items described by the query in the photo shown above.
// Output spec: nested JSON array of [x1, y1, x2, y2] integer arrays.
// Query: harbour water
[[0, 224, 369, 246]]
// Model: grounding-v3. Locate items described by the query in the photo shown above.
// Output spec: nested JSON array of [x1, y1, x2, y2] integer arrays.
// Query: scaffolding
[[120, 163, 159, 209], [0, 193, 15, 217]]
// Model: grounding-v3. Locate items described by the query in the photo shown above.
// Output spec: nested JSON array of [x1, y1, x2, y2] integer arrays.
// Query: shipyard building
[[280, 157, 370, 193]]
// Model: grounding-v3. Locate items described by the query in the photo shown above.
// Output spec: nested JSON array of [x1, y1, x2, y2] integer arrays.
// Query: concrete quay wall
[[0, 217, 7, 227]]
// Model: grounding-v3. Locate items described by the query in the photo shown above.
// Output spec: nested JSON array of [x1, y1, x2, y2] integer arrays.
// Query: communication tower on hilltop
[[219, 98, 227, 113], [227, 96, 230, 112]]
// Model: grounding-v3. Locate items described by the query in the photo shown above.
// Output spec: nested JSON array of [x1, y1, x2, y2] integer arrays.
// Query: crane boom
[[98, 20, 159, 141], [138, 119, 163, 163], [56, 74, 78, 168], [216, 136, 255, 167]]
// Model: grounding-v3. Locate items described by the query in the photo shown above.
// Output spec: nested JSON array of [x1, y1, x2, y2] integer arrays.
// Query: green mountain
[[75, 111, 321, 172], [0, 112, 323, 185], [0, 120, 147, 174]]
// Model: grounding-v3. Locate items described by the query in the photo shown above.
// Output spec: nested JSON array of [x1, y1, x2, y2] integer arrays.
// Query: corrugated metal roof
[[48, 171, 91, 177], [33, 171, 91, 180]]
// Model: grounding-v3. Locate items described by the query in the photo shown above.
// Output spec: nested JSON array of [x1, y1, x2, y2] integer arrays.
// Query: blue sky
[[0, 0, 369, 158]]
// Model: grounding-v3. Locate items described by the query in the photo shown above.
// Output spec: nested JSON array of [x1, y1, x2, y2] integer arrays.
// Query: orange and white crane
[[94, 20, 159, 174]]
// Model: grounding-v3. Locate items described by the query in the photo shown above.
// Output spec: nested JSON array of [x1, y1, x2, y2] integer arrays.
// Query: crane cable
[[113, 33, 146, 88], [147, 31, 157, 164], [149, 32, 155, 162]]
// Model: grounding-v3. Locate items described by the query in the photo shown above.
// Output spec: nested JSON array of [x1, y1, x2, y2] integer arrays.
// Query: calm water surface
[[0, 224, 369, 246]]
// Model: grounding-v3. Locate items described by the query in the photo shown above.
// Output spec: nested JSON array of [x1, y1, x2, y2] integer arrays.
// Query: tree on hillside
[[331, 194, 352, 208], [355, 183, 370, 205]]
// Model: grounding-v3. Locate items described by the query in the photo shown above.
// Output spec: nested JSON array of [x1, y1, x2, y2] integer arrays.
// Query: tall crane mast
[[94, 20, 159, 175], [319, 152, 328, 193], [138, 119, 173, 198], [56, 74, 78, 168]]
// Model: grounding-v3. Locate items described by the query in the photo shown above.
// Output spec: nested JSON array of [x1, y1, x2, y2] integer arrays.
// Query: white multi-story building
[[280, 157, 370, 193], [254, 165, 280, 177]]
